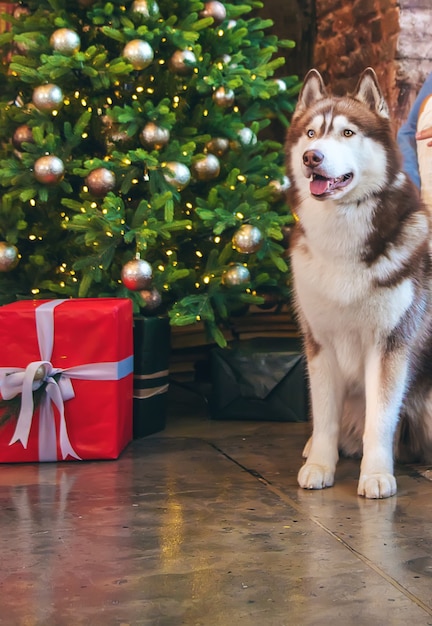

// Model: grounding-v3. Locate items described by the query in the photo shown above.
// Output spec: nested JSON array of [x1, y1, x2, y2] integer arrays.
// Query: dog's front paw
[[298, 463, 335, 490], [357, 473, 397, 499]]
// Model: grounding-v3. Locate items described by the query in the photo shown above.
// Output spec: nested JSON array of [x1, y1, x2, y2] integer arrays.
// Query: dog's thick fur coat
[[285, 68, 432, 498]]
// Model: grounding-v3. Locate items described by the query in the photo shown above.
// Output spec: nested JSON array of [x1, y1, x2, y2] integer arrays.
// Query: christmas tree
[[0, 0, 300, 347]]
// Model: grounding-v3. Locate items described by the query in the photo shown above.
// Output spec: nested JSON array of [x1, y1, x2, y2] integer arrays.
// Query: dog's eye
[[307, 129, 315, 138], [343, 129, 354, 137]]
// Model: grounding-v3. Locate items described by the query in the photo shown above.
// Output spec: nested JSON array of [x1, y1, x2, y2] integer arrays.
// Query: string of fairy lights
[[0, 0, 291, 320]]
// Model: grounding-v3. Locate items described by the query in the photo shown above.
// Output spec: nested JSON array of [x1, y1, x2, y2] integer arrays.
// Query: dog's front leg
[[298, 345, 343, 490], [358, 346, 409, 499]]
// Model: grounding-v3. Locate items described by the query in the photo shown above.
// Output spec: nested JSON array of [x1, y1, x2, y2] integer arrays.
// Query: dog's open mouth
[[310, 173, 353, 197]]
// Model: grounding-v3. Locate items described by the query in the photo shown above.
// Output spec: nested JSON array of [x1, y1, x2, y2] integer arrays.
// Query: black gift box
[[133, 316, 171, 438], [210, 337, 308, 422]]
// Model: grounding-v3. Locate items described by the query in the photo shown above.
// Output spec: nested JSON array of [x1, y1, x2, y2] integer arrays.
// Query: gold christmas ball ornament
[[222, 263, 251, 286], [169, 49, 197, 75], [205, 137, 229, 157], [212, 86, 235, 108], [50, 28, 81, 55], [34, 155, 65, 184], [131, 0, 159, 16], [32, 84, 64, 112], [123, 40, 154, 70], [101, 115, 133, 149], [192, 154, 220, 181], [0, 242, 19, 272], [163, 162, 191, 190], [232, 224, 263, 254], [121, 258, 153, 291], [12, 124, 34, 150], [13, 6, 30, 19], [140, 122, 170, 149], [200, 1, 227, 24], [139, 287, 162, 310], [85, 167, 116, 197]]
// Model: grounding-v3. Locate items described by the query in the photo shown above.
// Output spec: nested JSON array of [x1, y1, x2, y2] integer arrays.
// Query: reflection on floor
[[1, 386, 432, 625]]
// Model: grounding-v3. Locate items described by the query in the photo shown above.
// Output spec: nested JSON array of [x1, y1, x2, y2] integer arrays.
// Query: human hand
[[416, 126, 432, 146]]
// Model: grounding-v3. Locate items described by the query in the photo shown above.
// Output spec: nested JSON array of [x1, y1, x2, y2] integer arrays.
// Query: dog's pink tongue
[[310, 177, 330, 196]]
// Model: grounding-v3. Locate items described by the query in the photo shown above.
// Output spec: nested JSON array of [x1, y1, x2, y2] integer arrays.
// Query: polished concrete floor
[[2, 387, 432, 625]]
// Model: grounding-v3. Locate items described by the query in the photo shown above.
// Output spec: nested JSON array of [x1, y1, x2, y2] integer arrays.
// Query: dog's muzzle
[[302, 149, 353, 197]]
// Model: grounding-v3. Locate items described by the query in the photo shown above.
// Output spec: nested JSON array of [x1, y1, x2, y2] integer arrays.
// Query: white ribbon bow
[[0, 300, 133, 461]]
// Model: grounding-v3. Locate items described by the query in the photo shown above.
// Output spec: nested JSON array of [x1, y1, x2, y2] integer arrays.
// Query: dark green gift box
[[133, 316, 171, 438], [210, 337, 308, 422]]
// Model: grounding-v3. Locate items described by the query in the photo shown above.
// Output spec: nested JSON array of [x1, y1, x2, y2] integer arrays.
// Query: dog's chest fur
[[291, 198, 415, 382]]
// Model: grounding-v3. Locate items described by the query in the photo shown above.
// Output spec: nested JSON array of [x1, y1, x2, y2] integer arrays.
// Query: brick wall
[[313, 0, 400, 127], [312, 0, 432, 129]]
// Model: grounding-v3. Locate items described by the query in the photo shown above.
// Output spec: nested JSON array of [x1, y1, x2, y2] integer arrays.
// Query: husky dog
[[285, 68, 432, 498]]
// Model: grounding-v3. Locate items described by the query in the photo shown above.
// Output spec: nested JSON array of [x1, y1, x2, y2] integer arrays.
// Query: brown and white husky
[[285, 68, 432, 498]]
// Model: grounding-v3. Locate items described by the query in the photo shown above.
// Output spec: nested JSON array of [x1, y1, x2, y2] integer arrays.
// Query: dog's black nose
[[303, 150, 324, 168]]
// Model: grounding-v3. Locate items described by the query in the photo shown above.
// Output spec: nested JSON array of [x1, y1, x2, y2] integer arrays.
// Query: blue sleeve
[[397, 73, 432, 189]]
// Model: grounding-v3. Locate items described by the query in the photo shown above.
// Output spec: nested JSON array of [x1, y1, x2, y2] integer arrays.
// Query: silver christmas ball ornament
[[12, 124, 34, 150], [123, 40, 154, 70], [163, 162, 191, 190], [205, 137, 229, 157], [139, 287, 162, 310], [274, 78, 287, 92], [232, 224, 263, 254], [140, 122, 170, 149], [212, 86, 235, 108], [34, 155, 65, 184], [237, 127, 257, 146], [50, 28, 81, 55], [222, 263, 251, 286], [85, 168, 116, 197], [121, 258, 153, 291], [0, 242, 19, 272], [269, 176, 291, 199], [192, 154, 220, 181], [131, 0, 159, 16], [200, 1, 227, 24], [32, 84, 64, 112], [169, 49, 197, 75]]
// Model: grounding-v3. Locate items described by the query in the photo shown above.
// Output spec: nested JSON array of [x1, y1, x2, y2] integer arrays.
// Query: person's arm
[[397, 73, 432, 189]]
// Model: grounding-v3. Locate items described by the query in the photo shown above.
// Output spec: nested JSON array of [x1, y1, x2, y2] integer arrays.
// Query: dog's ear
[[294, 69, 327, 116], [353, 68, 389, 119]]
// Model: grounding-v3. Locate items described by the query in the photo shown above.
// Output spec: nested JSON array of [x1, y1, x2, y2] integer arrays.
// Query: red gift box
[[0, 298, 133, 462]]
